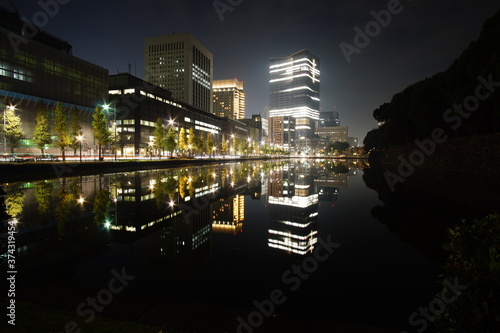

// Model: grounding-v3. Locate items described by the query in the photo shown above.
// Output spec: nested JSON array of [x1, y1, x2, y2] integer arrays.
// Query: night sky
[[3, 0, 499, 141]]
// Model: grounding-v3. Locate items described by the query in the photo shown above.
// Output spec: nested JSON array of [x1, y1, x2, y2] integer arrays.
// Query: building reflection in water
[[211, 194, 245, 234], [267, 161, 319, 255], [0, 160, 357, 275]]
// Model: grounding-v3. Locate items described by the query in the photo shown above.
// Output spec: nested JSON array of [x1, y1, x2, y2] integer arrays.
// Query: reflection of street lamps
[[76, 134, 83, 163]]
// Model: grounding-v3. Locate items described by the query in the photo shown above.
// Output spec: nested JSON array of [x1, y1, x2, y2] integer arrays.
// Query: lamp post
[[103, 104, 117, 161], [168, 119, 177, 157], [76, 135, 83, 163]]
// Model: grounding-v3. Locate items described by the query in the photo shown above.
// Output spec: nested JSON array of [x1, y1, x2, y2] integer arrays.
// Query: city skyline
[[1, 0, 499, 141]]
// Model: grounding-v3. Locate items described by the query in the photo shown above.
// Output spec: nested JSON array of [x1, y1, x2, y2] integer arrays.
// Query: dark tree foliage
[[367, 10, 500, 149]]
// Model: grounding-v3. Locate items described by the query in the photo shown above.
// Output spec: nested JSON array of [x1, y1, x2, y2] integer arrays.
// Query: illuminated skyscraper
[[144, 33, 213, 113], [269, 49, 320, 152], [213, 79, 245, 119]]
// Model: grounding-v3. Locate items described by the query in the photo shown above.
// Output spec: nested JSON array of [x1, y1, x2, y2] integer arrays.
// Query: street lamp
[[76, 134, 83, 163], [103, 104, 117, 161]]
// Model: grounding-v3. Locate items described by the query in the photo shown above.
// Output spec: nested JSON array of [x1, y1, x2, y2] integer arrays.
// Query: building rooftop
[[0, 5, 72, 53]]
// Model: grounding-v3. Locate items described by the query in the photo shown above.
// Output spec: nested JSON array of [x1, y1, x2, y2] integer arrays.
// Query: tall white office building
[[144, 33, 213, 113]]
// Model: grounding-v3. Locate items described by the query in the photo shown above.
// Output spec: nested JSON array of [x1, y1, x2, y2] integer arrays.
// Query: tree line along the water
[[363, 9, 500, 152], [2, 100, 361, 159], [1, 100, 295, 159]]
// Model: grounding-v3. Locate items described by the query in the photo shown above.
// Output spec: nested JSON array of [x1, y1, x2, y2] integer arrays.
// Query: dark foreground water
[[1, 159, 498, 332]]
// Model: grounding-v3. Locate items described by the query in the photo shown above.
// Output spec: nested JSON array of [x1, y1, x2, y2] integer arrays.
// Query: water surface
[[2, 159, 495, 331]]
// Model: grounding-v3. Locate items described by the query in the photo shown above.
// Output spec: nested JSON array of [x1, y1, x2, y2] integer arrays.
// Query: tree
[[92, 189, 110, 224], [178, 127, 187, 156], [207, 133, 215, 157], [108, 122, 119, 156], [5, 187, 25, 218], [152, 118, 166, 157], [34, 181, 53, 221], [68, 107, 82, 156], [55, 187, 75, 236], [363, 128, 381, 153], [165, 127, 177, 156], [2, 106, 24, 154], [54, 102, 72, 161], [92, 106, 110, 161], [33, 102, 52, 155], [327, 141, 350, 155], [221, 133, 228, 155], [232, 136, 238, 155], [196, 131, 205, 155], [188, 127, 196, 157]]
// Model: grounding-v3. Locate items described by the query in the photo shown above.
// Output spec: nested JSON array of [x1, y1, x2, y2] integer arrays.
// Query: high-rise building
[[268, 49, 320, 151], [315, 126, 349, 143], [319, 111, 340, 127], [213, 79, 245, 119], [144, 33, 213, 113]]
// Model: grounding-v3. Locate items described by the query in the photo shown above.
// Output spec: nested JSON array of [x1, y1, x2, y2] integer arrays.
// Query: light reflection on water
[[2, 158, 480, 330]]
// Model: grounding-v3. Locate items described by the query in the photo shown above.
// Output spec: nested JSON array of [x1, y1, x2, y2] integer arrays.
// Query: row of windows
[[148, 42, 185, 53], [0, 65, 33, 82]]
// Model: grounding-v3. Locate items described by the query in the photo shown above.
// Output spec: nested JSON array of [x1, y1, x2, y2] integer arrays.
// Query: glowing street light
[[103, 104, 117, 161], [76, 134, 83, 162]]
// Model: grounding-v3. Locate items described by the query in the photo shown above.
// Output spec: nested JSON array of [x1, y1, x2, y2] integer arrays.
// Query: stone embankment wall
[[370, 132, 500, 212]]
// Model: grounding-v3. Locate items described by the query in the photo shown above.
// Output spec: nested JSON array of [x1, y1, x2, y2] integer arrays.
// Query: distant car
[[35, 154, 55, 161], [13, 154, 36, 162]]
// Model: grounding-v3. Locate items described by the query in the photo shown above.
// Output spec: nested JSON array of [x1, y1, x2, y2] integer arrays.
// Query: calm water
[[2, 159, 497, 331]]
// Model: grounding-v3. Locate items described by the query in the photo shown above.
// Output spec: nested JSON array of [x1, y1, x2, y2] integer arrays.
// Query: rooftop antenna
[[128, 63, 132, 74]]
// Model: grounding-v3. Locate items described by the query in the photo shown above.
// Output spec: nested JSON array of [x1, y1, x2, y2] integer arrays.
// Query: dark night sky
[[3, 0, 499, 142]]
